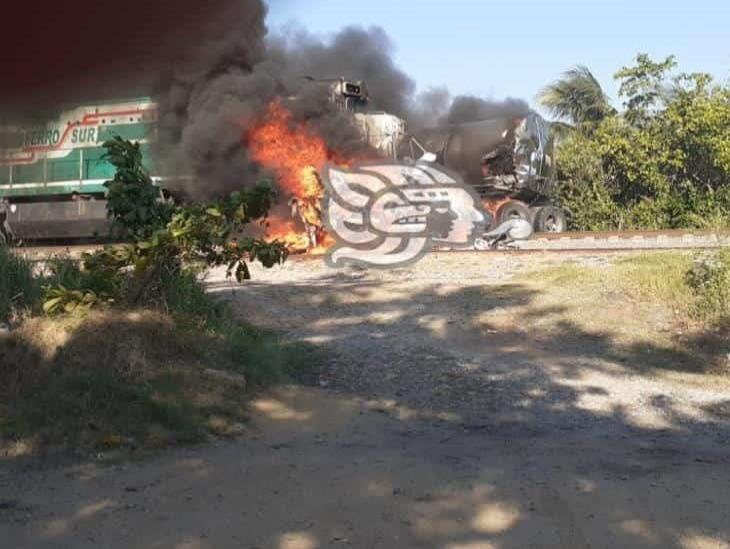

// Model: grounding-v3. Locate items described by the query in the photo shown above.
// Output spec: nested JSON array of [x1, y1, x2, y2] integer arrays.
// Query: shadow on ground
[[1, 267, 729, 549], [213, 271, 730, 547]]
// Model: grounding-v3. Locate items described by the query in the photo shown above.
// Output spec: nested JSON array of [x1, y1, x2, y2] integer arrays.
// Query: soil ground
[[2, 251, 730, 549]]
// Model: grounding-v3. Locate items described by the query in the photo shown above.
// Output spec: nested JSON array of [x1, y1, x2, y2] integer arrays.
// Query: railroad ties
[[515, 229, 730, 252]]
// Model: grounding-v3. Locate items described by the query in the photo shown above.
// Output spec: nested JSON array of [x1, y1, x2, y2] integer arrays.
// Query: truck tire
[[534, 206, 567, 233], [497, 201, 531, 225]]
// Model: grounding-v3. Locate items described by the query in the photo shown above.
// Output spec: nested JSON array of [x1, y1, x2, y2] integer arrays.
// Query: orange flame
[[247, 101, 347, 252], [247, 101, 330, 199]]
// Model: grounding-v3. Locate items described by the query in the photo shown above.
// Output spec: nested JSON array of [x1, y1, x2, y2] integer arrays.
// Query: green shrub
[[551, 57, 730, 231], [44, 257, 122, 297], [42, 287, 112, 315], [103, 136, 173, 240], [158, 268, 224, 321], [0, 246, 40, 321], [0, 135, 310, 455], [41, 257, 123, 316], [685, 250, 730, 321], [673, 184, 730, 230]]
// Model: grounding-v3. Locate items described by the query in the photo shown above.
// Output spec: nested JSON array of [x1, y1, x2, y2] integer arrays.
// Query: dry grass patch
[[509, 251, 729, 374], [0, 309, 320, 458]]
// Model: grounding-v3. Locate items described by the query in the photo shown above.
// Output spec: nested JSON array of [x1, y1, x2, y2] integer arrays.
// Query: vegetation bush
[[686, 250, 730, 322], [0, 245, 40, 322], [0, 136, 317, 456], [103, 136, 174, 240], [0, 305, 319, 453], [0, 311, 241, 451], [0, 255, 318, 454], [608, 250, 730, 324], [542, 54, 730, 230], [44, 257, 122, 297]]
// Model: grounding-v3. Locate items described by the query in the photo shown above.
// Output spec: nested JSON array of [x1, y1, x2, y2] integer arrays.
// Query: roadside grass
[[685, 249, 730, 323], [524, 263, 601, 286], [608, 251, 730, 324], [521, 251, 728, 322], [1, 311, 240, 454], [0, 250, 323, 458], [611, 253, 696, 315], [0, 311, 321, 457], [164, 269, 322, 385], [0, 245, 41, 323], [517, 250, 729, 373]]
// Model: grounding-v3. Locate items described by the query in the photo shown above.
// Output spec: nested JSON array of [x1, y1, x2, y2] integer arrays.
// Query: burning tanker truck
[[323, 78, 566, 234], [402, 113, 566, 233], [0, 78, 564, 243], [281, 78, 565, 250]]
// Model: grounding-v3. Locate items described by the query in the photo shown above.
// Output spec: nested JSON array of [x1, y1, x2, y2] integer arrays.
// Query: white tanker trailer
[[328, 78, 566, 233]]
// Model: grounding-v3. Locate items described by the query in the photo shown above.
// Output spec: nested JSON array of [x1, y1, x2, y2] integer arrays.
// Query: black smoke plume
[[153, 0, 272, 198], [0, 0, 252, 122], [445, 96, 530, 125], [408, 86, 452, 130], [156, 23, 420, 199], [1, 0, 533, 200]]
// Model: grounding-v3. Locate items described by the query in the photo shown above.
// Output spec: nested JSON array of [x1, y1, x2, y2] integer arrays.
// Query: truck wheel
[[534, 206, 567, 233], [497, 201, 531, 224]]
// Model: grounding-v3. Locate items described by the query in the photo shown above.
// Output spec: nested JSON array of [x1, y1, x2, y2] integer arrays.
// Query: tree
[[615, 54, 677, 126], [95, 137, 288, 306], [103, 136, 173, 240], [550, 56, 730, 231], [537, 65, 615, 127]]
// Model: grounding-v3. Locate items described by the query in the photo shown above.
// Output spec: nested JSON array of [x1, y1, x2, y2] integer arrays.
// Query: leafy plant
[[0, 137, 305, 456], [0, 245, 40, 322], [549, 54, 730, 231], [686, 250, 730, 321], [98, 137, 288, 306], [103, 136, 173, 240], [45, 257, 123, 297], [42, 286, 112, 315]]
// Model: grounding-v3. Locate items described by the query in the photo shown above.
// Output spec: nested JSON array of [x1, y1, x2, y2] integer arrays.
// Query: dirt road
[[3, 252, 730, 548]]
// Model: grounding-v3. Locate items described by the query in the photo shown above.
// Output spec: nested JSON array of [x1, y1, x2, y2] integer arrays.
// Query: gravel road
[[2, 251, 729, 548]]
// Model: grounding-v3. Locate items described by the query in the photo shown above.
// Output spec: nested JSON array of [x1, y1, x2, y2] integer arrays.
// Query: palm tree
[[537, 66, 615, 127]]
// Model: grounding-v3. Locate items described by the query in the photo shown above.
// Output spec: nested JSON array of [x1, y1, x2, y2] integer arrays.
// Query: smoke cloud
[[408, 86, 452, 130], [0, 0, 251, 123], [153, 0, 272, 198], [155, 22, 423, 199], [1, 0, 534, 200], [445, 96, 530, 125], [407, 91, 529, 129]]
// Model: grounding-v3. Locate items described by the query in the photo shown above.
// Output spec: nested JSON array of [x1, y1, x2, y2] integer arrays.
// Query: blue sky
[[267, 0, 729, 110]]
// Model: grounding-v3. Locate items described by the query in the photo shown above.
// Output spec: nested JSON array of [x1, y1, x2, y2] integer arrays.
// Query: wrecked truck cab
[[316, 76, 564, 234], [402, 112, 565, 233]]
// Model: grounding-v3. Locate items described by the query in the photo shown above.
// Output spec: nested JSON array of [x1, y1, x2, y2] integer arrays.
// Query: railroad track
[[516, 228, 730, 251], [289, 228, 730, 260], [8, 228, 730, 261], [291, 228, 730, 259]]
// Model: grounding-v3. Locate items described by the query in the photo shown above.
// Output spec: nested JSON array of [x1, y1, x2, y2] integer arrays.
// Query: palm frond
[[538, 65, 614, 125]]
